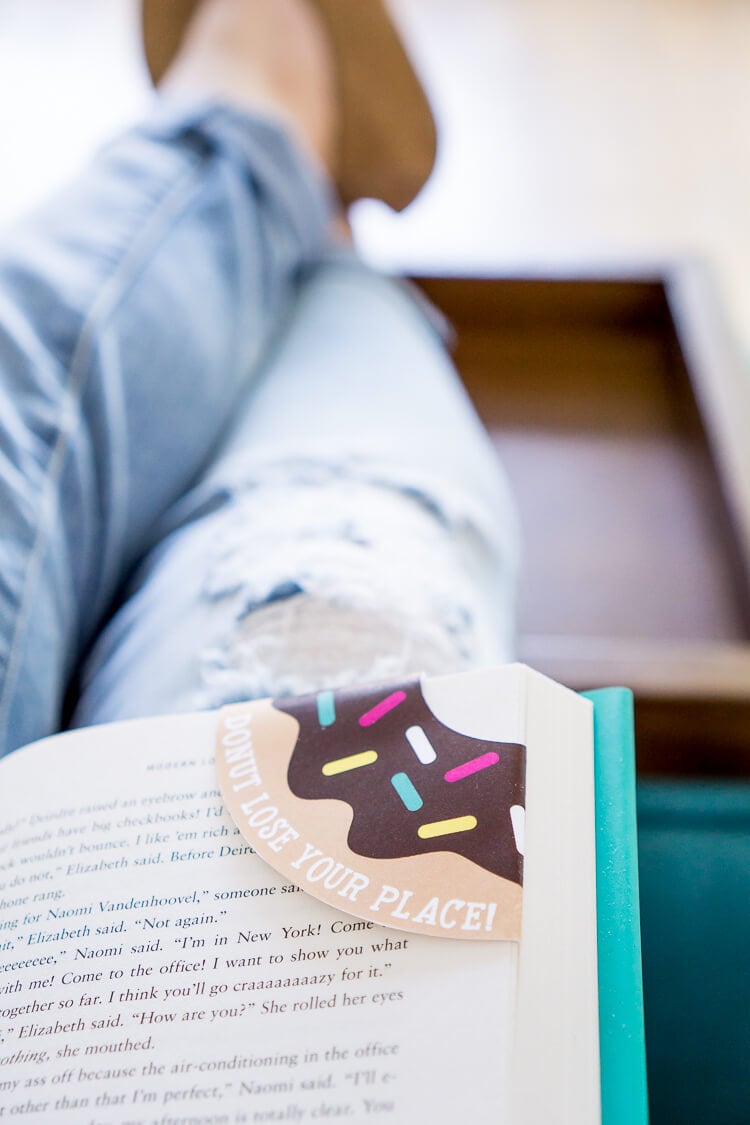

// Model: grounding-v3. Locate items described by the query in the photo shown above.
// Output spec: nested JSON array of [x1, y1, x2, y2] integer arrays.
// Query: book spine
[[585, 688, 649, 1125]]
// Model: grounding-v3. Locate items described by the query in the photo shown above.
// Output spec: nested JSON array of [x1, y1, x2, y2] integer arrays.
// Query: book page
[[513, 670, 600, 1125], [0, 710, 518, 1123]]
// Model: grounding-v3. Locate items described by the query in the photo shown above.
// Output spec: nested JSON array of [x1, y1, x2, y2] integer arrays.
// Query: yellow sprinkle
[[322, 750, 378, 776], [418, 815, 478, 839]]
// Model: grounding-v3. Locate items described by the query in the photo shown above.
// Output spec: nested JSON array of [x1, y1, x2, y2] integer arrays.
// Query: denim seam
[[0, 152, 209, 738]]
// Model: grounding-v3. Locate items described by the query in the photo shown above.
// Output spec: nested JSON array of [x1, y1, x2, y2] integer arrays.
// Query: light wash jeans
[[0, 100, 518, 758]]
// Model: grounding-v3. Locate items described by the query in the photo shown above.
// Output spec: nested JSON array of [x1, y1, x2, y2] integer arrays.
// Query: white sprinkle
[[406, 725, 437, 765], [510, 804, 525, 856]]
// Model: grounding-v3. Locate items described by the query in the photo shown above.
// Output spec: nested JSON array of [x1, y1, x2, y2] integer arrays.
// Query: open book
[[0, 664, 646, 1123]]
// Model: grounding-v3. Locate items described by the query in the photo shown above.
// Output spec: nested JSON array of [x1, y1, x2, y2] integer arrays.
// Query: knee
[[195, 463, 518, 708]]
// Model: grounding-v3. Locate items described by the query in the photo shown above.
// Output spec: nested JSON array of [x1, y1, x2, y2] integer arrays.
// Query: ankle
[[161, 0, 338, 178]]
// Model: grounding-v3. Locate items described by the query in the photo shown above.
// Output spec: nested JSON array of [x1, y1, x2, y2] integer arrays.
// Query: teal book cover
[[585, 688, 649, 1125]]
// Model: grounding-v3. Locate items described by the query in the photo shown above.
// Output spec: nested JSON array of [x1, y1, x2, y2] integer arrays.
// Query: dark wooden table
[[416, 267, 750, 775]]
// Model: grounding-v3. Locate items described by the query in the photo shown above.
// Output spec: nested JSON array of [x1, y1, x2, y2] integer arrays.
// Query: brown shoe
[[141, 0, 437, 211]]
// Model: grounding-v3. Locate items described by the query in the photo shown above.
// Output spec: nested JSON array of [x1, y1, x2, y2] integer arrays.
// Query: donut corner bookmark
[[215, 675, 526, 941]]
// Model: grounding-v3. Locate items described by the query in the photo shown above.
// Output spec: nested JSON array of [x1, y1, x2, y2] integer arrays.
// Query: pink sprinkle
[[358, 690, 407, 727], [444, 752, 500, 783]]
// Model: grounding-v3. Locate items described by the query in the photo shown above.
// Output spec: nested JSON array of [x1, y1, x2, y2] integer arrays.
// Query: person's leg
[[0, 2, 338, 756], [72, 256, 519, 727]]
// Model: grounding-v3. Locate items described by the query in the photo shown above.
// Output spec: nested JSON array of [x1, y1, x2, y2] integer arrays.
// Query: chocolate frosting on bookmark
[[216, 677, 526, 941]]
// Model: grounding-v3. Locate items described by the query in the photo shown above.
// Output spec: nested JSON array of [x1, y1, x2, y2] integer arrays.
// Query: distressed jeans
[[0, 100, 518, 758]]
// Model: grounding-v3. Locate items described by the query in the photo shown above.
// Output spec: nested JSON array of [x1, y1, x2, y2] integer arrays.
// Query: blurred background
[[1, 2, 749, 1123], [1, 0, 750, 355]]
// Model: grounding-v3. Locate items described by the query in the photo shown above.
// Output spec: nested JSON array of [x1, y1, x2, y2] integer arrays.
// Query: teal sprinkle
[[391, 772, 423, 812], [317, 691, 336, 727]]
